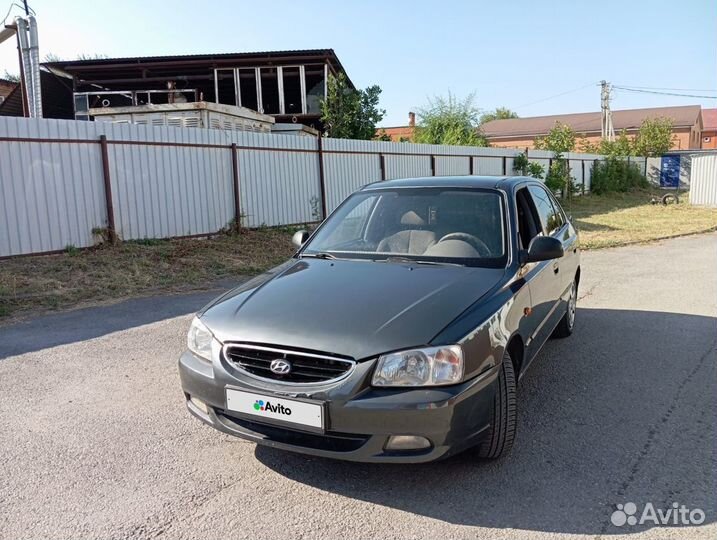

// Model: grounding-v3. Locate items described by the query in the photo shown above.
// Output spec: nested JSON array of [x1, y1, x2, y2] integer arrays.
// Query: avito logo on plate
[[253, 400, 292, 416]]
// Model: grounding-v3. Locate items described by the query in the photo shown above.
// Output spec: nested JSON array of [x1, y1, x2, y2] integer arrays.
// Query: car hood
[[201, 258, 505, 360]]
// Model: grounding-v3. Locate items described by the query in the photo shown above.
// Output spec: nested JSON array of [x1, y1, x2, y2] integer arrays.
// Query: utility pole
[[600, 80, 615, 141]]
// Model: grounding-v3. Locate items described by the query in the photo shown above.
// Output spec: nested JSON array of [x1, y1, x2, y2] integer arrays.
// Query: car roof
[[360, 175, 536, 192]]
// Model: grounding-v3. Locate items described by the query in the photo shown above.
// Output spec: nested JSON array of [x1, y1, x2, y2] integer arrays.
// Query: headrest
[[400, 210, 426, 226]]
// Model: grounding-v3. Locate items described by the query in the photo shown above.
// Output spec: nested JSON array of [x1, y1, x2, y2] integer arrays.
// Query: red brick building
[[482, 105, 704, 151], [701, 109, 717, 149], [376, 112, 416, 141]]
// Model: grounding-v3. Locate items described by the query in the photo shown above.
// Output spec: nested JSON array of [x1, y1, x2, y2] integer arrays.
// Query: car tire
[[475, 351, 517, 459], [552, 280, 577, 339]]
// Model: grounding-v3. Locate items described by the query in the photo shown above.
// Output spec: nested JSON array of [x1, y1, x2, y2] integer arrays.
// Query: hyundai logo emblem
[[270, 359, 292, 375]]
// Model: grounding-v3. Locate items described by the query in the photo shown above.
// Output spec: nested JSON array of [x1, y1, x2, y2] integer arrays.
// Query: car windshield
[[301, 187, 507, 267]]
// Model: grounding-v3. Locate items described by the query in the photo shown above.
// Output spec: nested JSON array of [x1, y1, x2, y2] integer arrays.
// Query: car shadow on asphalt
[[0, 286, 238, 360], [255, 307, 717, 535]]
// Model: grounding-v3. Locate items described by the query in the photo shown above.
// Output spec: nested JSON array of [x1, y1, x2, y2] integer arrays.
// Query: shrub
[[545, 159, 572, 194], [590, 158, 649, 194], [513, 152, 545, 179]]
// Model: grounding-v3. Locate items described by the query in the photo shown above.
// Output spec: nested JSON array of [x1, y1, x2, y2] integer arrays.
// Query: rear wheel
[[475, 351, 517, 459], [552, 280, 577, 338]]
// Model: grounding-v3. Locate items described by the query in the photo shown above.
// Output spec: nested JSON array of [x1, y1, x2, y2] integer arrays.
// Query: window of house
[[215, 69, 237, 106], [304, 64, 325, 115], [282, 66, 303, 115], [260, 67, 280, 115], [238, 68, 258, 111]]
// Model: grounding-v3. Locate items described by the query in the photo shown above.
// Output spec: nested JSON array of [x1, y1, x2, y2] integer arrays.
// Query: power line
[[615, 84, 716, 93], [514, 82, 598, 110], [613, 86, 717, 100]]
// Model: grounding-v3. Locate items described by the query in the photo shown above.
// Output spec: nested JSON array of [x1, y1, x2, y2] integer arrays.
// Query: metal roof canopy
[[43, 48, 353, 90]]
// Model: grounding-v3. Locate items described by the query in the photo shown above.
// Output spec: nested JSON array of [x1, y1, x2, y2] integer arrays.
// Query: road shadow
[[255, 307, 717, 535], [0, 285, 239, 359]]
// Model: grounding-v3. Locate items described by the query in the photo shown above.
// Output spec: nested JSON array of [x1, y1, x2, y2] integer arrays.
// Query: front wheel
[[475, 351, 517, 459], [552, 280, 577, 338]]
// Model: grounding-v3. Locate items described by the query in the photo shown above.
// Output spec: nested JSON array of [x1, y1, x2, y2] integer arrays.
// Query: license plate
[[225, 388, 324, 430]]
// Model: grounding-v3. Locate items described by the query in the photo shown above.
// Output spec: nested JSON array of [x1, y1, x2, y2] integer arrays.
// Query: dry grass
[[566, 190, 717, 250], [0, 228, 297, 320]]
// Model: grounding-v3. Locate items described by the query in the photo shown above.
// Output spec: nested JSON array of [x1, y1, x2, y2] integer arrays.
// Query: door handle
[[553, 263, 559, 274]]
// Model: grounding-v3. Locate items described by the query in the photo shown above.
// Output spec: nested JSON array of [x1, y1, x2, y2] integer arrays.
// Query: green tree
[[2, 70, 20, 83], [413, 92, 488, 146], [579, 130, 634, 157], [534, 121, 576, 153], [43, 53, 64, 63], [633, 117, 675, 157], [320, 73, 385, 140], [534, 122, 577, 194], [480, 107, 519, 124]]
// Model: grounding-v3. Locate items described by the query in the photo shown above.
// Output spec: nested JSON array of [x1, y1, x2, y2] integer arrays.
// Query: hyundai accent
[[178, 176, 580, 462]]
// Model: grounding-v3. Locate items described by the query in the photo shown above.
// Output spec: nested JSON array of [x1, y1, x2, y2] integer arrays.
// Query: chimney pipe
[[408, 111, 415, 127]]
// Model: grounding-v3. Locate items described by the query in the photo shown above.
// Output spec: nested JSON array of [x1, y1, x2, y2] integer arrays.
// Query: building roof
[[0, 83, 23, 116], [43, 48, 353, 87], [482, 105, 702, 139], [703, 108, 717, 131]]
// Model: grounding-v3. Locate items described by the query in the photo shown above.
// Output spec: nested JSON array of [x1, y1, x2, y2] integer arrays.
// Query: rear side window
[[527, 185, 562, 236]]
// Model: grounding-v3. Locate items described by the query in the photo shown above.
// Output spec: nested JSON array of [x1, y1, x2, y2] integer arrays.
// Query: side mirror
[[522, 236, 564, 264], [292, 230, 310, 248]]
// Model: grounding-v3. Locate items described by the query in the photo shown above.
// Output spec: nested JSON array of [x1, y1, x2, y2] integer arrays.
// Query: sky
[[1, 0, 715, 126]]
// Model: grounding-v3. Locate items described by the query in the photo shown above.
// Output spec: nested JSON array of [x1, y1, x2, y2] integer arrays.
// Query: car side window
[[527, 185, 562, 236], [515, 187, 541, 249], [546, 191, 566, 230]]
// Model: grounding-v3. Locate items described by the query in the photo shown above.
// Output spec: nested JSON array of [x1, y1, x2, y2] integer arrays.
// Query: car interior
[[317, 190, 505, 259]]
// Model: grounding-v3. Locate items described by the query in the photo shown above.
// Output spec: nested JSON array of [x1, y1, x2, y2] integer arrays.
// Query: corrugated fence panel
[[568, 159, 582, 189], [109, 143, 233, 239], [435, 156, 470, 176], [474, 156, 504, 175], [0, 117, 107, 256], [238, 147, 320, 227], [385, 154, 431, 180], [689, 154, 717, 207], [322, 138, 382, 213], [646, 157, 661, 185]]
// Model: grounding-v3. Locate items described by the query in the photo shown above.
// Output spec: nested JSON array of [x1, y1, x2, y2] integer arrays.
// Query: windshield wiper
[[299, 252, 337, 260], [378, 256, 464, 267]]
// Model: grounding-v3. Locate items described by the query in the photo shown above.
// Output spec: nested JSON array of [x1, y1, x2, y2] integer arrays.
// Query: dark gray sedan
[[179, 176, 580, 462]]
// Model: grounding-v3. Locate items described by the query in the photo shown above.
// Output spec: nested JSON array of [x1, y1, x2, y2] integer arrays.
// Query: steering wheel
[[436, 232, 491, 257]]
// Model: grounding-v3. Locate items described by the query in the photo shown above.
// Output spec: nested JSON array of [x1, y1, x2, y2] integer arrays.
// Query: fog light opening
[[189, 395, 209, 414], [384, 435, 431, 452]]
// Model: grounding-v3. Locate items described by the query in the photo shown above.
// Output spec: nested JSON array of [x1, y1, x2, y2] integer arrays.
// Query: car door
[[523, 184, 567, 358], [544, 189, 579, 303]]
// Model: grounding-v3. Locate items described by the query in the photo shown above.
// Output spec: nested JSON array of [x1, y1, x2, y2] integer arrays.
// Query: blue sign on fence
[[660, 155, 680, 188]]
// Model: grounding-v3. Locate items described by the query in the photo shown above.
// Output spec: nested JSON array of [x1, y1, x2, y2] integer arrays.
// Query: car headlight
[[187, 316, 216, 361], [372, 345, 464, 387]]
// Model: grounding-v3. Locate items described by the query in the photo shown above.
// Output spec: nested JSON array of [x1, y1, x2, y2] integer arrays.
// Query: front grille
[[217, 411, 369, 452], [224, 344, 354, 384]]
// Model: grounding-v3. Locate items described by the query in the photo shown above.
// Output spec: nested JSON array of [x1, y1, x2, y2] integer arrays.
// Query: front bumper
[[178, 348, 499, 463]]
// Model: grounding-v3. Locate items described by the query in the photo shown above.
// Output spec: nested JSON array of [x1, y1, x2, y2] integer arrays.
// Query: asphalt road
[[1, 234, 715, 540]]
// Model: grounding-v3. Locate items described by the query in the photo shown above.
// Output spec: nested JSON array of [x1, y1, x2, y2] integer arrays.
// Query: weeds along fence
[[0, 116, 608, 257]]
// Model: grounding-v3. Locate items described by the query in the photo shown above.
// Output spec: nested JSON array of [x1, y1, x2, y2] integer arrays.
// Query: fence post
[[502, 155, 507, 175], [317, 136, 328, 220], [99, 135, 116, 243], [230, 143, 241, 231], [430, 155, 436, 176], [379, 154, 386, 181], [581, 160, 586, 195], [469, 156, 474, 175]]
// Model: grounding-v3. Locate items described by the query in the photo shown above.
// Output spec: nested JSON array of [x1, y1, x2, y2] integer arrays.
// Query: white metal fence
[[0, 116, 609, 257], [689, 154, 717, 207]]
